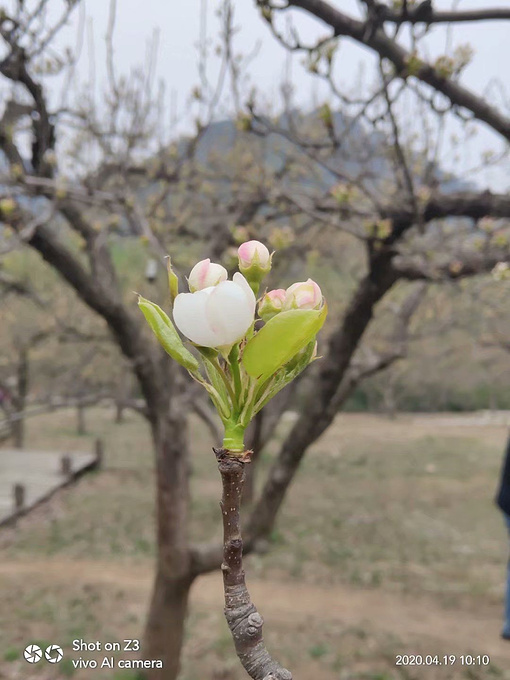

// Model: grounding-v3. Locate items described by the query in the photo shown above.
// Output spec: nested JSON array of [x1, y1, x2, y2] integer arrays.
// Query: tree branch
[[214, 447, 292, 680], [374, 5, 510, 26], [7, 212, 165, 421], [284, 0, 510, 141], [394, 250, 510, 281], [0, 269, 47, 305]]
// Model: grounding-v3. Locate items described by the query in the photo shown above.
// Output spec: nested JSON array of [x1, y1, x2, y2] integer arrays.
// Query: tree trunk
[[12, 417, 25, 449], [142, 399, 194, 680], [115, 372, 129, 423], [76, 403, 86, 435], [12, 347, 29, 449], [143, 569, 193, 680], [115, 400, 125, 423]]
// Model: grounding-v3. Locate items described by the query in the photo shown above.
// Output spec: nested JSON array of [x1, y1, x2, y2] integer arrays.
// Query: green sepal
[[166, 256, 179, 305], [138, 296, 200, 373], [284, 338, 317, 374], [193, 345, 218, 361], [202, 356, 233, 407], [201, 381, 231, 421], [242, 303, 327, 380]]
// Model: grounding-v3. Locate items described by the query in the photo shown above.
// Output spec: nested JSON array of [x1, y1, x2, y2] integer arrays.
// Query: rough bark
[[215, 447, 292, 680], [143, 569, 193, 680], [142, 402, 194, 680]]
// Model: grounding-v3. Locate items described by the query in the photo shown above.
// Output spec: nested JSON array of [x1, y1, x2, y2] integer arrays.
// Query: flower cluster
[[139, 240, 327, 452]]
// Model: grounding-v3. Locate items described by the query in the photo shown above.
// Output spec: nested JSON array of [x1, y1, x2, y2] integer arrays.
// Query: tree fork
[[214, 447, 292, 680]]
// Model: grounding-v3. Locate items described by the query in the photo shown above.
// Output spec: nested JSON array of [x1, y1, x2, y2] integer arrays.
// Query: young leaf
[[253, 340, 317, 415], [138, 296, 200, 373], [242, 304, 327, 379]]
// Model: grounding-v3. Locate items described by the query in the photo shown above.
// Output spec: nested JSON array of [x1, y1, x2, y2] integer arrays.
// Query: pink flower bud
[[258, 288, 286, 321], [188, 258, 228, 292], [237, 241, 271, 287], [284, 279, 323, 310]]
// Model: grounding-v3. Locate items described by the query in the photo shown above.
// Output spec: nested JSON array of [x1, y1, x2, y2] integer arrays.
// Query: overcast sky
[[39, 1, 510, 190]]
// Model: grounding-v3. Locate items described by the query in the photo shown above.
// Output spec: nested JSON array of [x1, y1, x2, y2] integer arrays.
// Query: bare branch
[[277, 0, 510, 141]]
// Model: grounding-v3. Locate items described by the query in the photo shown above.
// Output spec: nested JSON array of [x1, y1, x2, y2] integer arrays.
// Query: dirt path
[[1, 558, 509, 664]]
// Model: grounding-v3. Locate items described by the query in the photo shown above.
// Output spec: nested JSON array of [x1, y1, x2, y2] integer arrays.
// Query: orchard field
[[0, 408, 509, 680]]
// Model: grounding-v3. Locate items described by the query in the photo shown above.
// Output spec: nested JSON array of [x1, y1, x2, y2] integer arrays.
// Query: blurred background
[[0, 1, 510, 679]]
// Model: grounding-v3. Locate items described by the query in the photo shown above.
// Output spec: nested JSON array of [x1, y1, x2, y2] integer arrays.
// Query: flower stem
[[211, 357, 236, 405], [228, 344, 243, 406], [222, 421, 246, 452]]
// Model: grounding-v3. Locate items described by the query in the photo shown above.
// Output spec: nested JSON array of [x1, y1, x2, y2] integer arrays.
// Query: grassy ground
[[1, 407, 510, 679]]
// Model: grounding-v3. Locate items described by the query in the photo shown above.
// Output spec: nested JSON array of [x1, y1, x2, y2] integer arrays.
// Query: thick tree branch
[[283, 0, 510, 141], [387, 191, 510, 236], [312, 189, 510, 243], [18, 219, 164, 421], [394, 250, 510, 281], [349, 282, 426, 381], [367, 3, 510, 25], [0, 43, 55, 173]]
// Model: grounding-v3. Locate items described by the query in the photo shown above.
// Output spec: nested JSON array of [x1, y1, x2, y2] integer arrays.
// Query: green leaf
[[138, 296, 200, 373], [242, 304, 327, 379], [253, 340, 317, 415]]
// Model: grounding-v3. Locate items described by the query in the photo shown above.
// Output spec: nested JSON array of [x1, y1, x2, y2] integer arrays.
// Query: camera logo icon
[[24, 644, 42, 663], [45, 644, 64, 663]]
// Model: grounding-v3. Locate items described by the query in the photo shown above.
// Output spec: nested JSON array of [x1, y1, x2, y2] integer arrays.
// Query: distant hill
[[185, 110, 474, 195]]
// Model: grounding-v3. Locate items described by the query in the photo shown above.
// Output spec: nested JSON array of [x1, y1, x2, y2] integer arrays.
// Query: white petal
[[206, 279, 255, 346], [173, 291, 223, 347], [233, 272, 256, 314], [188, 259, 228, 292]]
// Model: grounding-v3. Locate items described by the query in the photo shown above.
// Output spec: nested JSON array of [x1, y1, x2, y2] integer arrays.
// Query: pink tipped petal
[[284, 279, 322, 310], [198, 259, 210, 288], [237, 242, 252, 265], [258, 288, 286, 320], [237, 240, 271, 268], [188, 259, 228, 292], [267, 289, 286, 304]]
